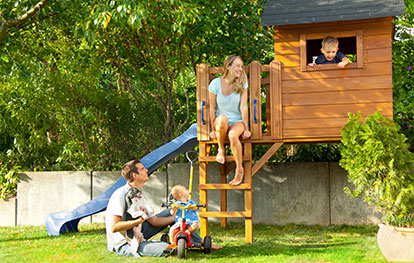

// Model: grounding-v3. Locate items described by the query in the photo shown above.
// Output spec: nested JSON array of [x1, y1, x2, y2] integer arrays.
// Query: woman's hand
[[242, 130, 251, 139], [210, 130, 217, 139]]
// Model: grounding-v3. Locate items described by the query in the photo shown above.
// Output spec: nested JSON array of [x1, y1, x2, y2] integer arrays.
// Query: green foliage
[[393, 0, 414, 150], [339, 112, 414, 227], [0, 166, 19, 199]]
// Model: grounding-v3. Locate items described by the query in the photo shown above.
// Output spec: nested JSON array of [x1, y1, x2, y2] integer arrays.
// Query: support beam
[[252, 142, 284, 176]]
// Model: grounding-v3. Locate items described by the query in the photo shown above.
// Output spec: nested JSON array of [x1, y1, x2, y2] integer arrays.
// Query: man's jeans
[[115, 208, 202, 257]]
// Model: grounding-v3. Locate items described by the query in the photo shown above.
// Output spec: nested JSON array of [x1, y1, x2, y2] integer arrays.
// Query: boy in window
[[309, 36, 349, 68]]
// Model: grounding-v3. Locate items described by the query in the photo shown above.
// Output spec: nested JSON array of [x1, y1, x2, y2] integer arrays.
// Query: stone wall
[[0, 163, 381, 227]]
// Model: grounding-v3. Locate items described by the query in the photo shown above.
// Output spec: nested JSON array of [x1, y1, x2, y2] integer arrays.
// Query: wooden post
[[219, 163, 227, 228], [197, 63, 210, 141], [300, 34, 307, 72], [199, 143, 208, 238], [270, 60, 282, 140], [249, 61, 262, 139], [356, 30, 364, 68], [244, 142, 253, 243]]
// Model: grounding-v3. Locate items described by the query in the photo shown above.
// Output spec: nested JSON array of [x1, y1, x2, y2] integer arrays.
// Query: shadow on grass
[[0, 226, 106, 243]]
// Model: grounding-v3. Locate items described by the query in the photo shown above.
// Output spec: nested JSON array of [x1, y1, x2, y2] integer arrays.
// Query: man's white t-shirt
[[105, 183, 155, 251]]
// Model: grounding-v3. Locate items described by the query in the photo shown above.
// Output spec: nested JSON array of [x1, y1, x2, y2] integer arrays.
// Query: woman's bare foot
[[229, 167, 244, 185], [216, 149, 225, 164]]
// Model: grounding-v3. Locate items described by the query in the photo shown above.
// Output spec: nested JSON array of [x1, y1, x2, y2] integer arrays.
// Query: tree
[[0, 0, 50, 42]]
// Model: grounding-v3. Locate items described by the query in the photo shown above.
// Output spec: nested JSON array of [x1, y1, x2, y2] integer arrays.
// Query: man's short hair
[[122, 159, 141, 182], [322, 35, 339, 49]]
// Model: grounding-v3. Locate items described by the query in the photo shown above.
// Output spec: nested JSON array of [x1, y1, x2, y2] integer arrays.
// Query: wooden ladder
[[198, 141, 254, 243], [196, 60, 284, 243]]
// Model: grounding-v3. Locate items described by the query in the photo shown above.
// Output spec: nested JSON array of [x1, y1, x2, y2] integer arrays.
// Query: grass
[[0, 223, 386, 263]]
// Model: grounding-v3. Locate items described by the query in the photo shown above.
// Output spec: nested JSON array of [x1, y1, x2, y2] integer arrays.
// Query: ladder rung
[[199, 211, 252, 218], [199, 183, 251, 190], [199, 155, 250, 162]]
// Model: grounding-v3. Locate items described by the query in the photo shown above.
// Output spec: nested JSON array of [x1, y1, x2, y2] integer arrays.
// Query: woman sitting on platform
[[208, 55, 251, 186]]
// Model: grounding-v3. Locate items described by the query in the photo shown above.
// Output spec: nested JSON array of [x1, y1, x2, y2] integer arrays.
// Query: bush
[[339, 111, 414, 227], [0, 165, 19, 200]]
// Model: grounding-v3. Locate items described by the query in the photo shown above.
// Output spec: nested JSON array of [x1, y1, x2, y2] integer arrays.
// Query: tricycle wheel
[[177, 238, 187, 258], [203, 235, 212, 254]]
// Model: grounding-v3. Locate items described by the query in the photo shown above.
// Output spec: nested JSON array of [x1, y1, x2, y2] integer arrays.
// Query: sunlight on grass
[[0, 223, 386, 263]]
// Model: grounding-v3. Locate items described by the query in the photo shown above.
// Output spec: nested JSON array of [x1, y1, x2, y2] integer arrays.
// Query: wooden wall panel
[[284, 102, 393, 120], [282, 75, 392, 93], [283, 89, 392, 106], [282, 62, 392, 81]]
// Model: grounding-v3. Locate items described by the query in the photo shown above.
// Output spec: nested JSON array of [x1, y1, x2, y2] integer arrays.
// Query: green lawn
[[0, 223, 386, 263]]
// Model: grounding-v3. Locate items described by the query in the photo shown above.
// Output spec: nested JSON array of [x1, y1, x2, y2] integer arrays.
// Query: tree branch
[[0, 0, 51, 42]]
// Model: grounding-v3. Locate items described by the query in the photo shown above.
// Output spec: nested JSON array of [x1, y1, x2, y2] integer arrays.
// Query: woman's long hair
[[222, 55, 247, 94]]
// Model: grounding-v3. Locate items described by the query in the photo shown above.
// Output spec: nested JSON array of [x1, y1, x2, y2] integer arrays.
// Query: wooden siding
[[274, 17, 393, 140]]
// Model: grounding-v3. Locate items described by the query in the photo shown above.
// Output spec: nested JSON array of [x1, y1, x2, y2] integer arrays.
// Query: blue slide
[[45, 123, 198, 236]]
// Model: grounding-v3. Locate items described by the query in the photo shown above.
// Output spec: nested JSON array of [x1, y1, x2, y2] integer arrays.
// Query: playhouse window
[[300, 30, 363, 71]]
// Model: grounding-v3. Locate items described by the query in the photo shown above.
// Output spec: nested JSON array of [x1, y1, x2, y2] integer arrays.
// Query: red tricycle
[[161, 150, 212, 258], [161, 202, 212, 258]]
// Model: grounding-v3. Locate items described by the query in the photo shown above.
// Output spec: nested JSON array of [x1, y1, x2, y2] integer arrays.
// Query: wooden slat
[[283, 127, 343, 138], [305, 63, 359, 71], [285, 115, 394, 129], [275, 40, 300, 55], [243, 143, 252, 185], [199, 183, 251, 190], [306, 30, 358, 40], [283, 89, 393, 106], [199, 155, 251, 162], [357, 30, 364, 68], [300, 34, 307, 72], [364, 34, 392, 49], [197, 64, 210, 141], [252, 142, 284, 176], [249, 61, 262, 139], [199, 211, 252, 218], [275, 54, 300, 67], [283, 102, 393, 120], [270, 60, 283, 139], [282, 75, 392, 93], [199, 143, 208, 238], [266, 84, 271, 135], [282, 61, 392, 81], [261, 64, 270, 72], [244, 143, 253, 243], [364, 48, 392, 63], [219, 163, 227, 228], [284, 117, 356, 129]]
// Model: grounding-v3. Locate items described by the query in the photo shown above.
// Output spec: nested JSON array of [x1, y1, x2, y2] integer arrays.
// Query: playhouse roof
[[261, 0, 406, 26]]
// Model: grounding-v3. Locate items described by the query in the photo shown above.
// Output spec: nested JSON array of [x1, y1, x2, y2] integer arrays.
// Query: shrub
[[339, 111, 414, 227]]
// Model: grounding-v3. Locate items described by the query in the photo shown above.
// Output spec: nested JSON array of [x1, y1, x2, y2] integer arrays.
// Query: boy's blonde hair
[[171, 184, 186, 200], [322, 36, 339, 49], [222, 55, 248, 94]]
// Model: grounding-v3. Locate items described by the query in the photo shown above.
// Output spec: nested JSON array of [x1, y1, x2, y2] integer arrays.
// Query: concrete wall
[[0, 163, 381, 227]]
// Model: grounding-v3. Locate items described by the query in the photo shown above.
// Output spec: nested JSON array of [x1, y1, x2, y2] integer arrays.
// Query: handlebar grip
[[254, 99, 257, 124], [201, 100, 206, 125]]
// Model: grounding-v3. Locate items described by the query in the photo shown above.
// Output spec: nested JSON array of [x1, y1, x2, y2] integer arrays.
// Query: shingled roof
[[261, 0, 406, 26]]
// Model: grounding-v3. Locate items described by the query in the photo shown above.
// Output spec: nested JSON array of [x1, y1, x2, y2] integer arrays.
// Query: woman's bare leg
[[215, 115, 228, 164], [228, 122, 245, 185]]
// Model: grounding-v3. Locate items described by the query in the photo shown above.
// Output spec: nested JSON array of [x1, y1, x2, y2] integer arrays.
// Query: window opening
[[306, 36, 357, 64]]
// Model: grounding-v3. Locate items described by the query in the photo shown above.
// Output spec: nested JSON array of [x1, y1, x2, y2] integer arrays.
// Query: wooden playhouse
[[196, 0, 406, 242]]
